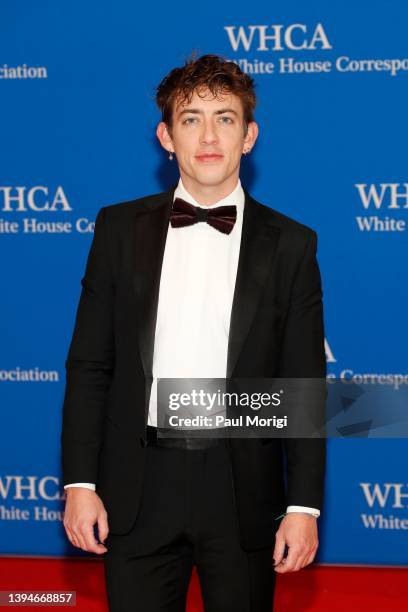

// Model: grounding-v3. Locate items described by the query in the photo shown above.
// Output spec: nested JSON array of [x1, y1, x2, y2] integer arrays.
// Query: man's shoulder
[[101, 187, 174, 220], [248, 192, 317, 244]]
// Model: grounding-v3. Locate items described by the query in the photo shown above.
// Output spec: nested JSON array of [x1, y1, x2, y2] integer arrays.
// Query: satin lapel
[[132, 186, 175, 382], [226, 190, 280, 379]]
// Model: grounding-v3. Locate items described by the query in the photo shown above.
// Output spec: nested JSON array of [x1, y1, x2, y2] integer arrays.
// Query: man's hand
[[273, 513, 319, 573], [63, 488, 109, 554]]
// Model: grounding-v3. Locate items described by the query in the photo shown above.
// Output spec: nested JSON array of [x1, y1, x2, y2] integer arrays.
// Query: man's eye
[[219, 116, 233, 124], [183, 117, 198, 124]]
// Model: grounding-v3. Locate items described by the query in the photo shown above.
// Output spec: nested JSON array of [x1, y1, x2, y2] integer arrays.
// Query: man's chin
[[190, 170, 231, 187]]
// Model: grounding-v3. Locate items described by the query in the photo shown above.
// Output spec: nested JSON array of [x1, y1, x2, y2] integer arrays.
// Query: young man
[[61, 54, 326, 611]]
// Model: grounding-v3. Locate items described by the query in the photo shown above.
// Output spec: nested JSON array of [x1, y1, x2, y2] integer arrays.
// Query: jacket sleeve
[[61, 206, 115, 486], [277, 230, 327, 511]]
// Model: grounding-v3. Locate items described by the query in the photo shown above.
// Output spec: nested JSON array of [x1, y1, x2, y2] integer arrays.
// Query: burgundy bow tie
[[170, 197, 237, 235]]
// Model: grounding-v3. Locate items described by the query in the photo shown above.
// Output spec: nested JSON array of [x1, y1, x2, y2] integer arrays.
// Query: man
[[61, 54, 326, 611]]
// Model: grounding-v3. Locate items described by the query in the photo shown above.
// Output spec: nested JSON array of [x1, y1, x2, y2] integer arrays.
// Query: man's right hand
[[63, 488, 109, 554]]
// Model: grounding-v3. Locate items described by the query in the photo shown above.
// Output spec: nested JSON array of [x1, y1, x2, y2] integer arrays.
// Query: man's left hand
[[273, 513, 319, 573]]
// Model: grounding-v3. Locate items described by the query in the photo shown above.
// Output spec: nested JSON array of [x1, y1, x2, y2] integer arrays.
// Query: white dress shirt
[[64, 177, 320, 519]]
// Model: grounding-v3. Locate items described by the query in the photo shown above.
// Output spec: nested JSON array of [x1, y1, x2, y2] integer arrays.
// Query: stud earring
[[169, 151, 174, 160]]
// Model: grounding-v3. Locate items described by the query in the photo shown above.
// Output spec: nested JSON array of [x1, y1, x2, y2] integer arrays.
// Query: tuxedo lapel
[[226, 190, 280, 378], [132, 185, 176, 383]]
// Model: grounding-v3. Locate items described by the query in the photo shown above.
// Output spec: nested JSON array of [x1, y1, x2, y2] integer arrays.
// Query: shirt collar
[[173, 177, 245, 214]]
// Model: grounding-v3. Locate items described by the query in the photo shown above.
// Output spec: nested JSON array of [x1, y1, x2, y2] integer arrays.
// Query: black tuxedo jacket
[[61, 183, 326, 551]]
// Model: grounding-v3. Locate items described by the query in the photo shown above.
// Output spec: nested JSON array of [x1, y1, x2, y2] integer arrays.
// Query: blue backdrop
[[1, 0, 407, 564]]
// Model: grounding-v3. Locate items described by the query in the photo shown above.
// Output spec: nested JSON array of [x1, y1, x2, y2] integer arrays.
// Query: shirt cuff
[[64, 483, 96, 491], [286, 505, 320, 518]]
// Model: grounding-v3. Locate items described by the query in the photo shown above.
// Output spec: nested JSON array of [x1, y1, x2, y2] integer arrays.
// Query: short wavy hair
[[155, 53, 256, 135]]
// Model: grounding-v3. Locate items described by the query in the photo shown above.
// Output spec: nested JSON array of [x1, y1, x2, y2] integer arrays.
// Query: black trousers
[[103, 438, 276, 611]]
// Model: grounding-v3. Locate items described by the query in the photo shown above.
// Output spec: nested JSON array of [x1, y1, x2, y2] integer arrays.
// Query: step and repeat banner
[[1, 1, 407, 564]]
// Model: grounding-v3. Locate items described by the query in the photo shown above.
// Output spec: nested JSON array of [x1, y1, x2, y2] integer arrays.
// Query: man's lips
[[195, 153, 224, 161]]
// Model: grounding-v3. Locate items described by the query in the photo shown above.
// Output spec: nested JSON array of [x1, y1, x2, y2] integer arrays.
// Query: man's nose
[[200, 121, 218, 144]]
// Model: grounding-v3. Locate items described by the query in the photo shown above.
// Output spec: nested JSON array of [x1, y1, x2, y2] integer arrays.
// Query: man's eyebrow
[[214, 108, 239, 116], [177, 108, 239, 117]]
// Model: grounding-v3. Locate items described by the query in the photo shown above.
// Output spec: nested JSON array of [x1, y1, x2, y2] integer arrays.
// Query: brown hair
[[155, 53, 256, 136]]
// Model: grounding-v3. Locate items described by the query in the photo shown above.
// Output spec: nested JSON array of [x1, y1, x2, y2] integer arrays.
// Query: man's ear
[[156, 122, 174, 154], [243, 121, 259, 154]]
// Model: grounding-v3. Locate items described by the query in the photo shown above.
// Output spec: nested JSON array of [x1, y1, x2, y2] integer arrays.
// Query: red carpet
[[0, 558, 407, 611]]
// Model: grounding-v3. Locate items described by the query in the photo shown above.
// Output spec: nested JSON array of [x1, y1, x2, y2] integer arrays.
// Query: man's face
[[157, 88, 257, 190]]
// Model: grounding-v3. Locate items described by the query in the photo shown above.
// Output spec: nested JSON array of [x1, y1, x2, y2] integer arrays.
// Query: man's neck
[[179, 173, 240, 206]]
